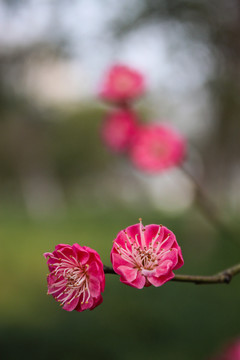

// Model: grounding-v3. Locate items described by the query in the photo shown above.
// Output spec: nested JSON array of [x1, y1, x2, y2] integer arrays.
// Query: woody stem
[[181, 165, 239, 247], [103, 263, 240, 285]]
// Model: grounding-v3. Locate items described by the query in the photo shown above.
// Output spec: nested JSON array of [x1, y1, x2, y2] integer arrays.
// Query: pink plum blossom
[[44, 244, 105, 312], [129, 123, 186, 173], [101, 109, 138, 153], [211, 338, 240, 360], [99, 64, 145, 103], [110, 219, 184, 289]]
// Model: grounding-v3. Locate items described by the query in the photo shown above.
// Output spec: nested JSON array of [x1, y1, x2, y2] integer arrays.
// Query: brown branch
[[181, 165, 240, 247], [103, 263, 240, 285], [181, 165, 226, 229]]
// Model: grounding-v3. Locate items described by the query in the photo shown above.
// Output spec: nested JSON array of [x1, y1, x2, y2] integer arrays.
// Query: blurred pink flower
[[211, 338, 240, 360], [110, 219, 184, 289], [99, 64, 145, 102], [101, 109, 138, 153], [129, 123, 186, 173], [44, 244, 105, 312]]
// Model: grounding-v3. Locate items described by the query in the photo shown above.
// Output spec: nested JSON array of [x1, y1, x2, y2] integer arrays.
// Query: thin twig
[[181, 165, 239, 246], [103, 263, 240, 285]]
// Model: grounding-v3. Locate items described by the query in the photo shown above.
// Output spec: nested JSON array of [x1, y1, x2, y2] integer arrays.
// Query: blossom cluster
[[44, 219, 184, 312], [44, 65, 185, 313], [99, 64, 186, 173]]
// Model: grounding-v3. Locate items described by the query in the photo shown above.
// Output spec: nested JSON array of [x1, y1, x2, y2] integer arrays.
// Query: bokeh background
[[0, 1, 240, 359]]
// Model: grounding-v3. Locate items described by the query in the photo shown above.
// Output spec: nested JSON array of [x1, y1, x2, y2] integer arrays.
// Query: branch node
[[223, 272, 232, 284]]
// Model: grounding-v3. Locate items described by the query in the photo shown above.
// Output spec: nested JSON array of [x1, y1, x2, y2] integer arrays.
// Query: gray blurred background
[[0, 1, 240, 359]]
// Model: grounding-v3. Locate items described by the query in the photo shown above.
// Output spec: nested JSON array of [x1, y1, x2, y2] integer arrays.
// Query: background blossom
[[211, 338, 240, 360], [129, 123, 186, 173], [99, 64, 146, 102], [101, 109, 138, 153]]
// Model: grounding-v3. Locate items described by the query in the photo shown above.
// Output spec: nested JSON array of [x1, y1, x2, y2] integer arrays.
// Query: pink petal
[[55, 244, 73, 258], [155, 260, 174, 276], [89, 277, 101, 298], [43, 252, 52, 259], [72, 244, 89, 264], [173, 246, 184, 270], [114, 230, 130, 248], [159, 227, 176, 250], [148, 271, 175, 287], [62, 296, 79, 312], [87, 261, 105, 293], [126, 223, 142, 244], [77, 297, 94, 312], [90, 295, 103, 310], [160, 249, 179, 269], [130, 271, 146, 289], [117, 265, 138, 282], [111, 252, 133, 270], [87, 261, 99, 277], [83, 246, 102, 262]]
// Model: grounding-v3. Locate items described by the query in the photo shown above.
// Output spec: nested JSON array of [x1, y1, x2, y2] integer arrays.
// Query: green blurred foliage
[[50, 107, 109, 180], [0, 103, 112, 191]]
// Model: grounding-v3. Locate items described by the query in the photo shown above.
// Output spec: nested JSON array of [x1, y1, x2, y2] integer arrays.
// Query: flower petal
[[91, 295, 103, 310], [173, 246, 184, 270], [155, 260, 174, 277], [160, 249, 179, 269], [125, 223, 142, 242], [72, 244, 89, 264], [89, 277, 101, 298], [148, 271, 175, 287], [118, 265, 138, 282], [62, 296, 79, 312], [130, 271, 146, 289], [111, 252, 134, 270], [159, 227, 176, 250]]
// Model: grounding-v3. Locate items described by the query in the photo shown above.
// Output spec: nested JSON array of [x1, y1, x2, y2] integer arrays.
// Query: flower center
[[50, 252, 91, 306], [133, 245, 158, 271], [66, 266, 87, 287]]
